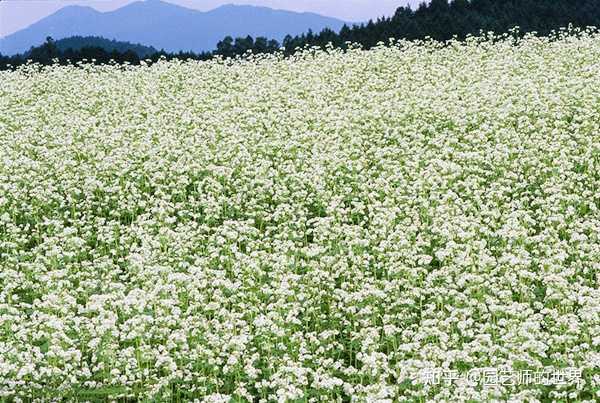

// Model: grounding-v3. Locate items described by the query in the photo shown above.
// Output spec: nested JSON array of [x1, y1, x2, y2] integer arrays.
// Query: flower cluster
[[0, 30, 599, 402]]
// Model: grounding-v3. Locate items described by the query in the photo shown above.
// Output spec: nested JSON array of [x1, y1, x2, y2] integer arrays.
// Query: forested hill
[[50, 36, 158, 57], [2, 0, 600, 68], [275, 0, 600, 54]]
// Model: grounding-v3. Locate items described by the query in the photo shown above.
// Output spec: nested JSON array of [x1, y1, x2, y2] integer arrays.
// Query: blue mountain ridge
[[0, 0, 346, 55]]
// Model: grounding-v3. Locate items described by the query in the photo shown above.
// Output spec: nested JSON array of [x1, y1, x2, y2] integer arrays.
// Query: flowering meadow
[[1, 31, 600, 402]]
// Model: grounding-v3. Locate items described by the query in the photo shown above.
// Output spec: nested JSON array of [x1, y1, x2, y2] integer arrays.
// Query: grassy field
[[0, 30, 599, 402]]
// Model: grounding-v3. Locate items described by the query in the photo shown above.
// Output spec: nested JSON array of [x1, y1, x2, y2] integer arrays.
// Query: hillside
[[279, 0, 600, 53], [0, 0, 345, 55], [49, 36, 158, 57], [1, 31, 599, 401]]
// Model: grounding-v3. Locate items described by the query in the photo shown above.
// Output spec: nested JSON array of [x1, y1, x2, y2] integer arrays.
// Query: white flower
[[0, 30, 598, 402]]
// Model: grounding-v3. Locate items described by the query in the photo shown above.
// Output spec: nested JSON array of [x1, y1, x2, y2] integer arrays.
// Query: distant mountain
[[0, 0, 346, 56], [32, 36, 158, 57]]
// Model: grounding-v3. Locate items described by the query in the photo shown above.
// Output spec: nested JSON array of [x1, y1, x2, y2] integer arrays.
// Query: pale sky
[[0, 0, 418, 37]]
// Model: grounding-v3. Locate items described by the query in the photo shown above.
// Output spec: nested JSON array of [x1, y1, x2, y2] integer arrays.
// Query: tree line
[[2, 0, 600, 69], [52, 36, 158, 57], [0, 36, 211, 69]]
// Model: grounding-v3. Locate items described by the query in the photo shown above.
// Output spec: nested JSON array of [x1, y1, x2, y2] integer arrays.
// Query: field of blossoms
[[1, 30, 600, 402]]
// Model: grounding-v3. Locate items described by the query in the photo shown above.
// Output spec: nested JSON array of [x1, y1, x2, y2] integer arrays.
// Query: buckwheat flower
[[2, 30, 600, 402]]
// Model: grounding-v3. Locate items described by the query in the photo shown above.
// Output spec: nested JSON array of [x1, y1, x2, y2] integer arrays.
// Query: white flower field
[[0, 31, 599, 402]]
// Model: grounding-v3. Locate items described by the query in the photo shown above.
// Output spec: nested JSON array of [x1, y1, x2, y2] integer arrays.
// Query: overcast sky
[[0, 0, 418, 37]]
